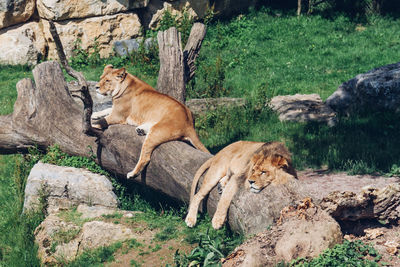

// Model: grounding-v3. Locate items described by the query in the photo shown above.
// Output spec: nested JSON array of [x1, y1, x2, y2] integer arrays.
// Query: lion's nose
[[248, 180, 255, 185]]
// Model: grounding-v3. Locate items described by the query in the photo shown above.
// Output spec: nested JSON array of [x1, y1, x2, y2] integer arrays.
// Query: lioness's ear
[[271, 155, 289, 168], [114, 68, 127, 82]]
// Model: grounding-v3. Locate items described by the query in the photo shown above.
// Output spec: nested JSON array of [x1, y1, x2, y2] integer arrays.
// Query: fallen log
[[1, 61, 304, 235]]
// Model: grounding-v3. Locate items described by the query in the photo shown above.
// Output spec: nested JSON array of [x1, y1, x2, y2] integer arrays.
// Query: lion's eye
[[261, 171, 266, 174]]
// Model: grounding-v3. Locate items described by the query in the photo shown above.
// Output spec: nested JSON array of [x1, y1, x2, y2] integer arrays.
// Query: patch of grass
[[66, 242, 122, 266], [286, 240, 381, 266], [0, 154, 44, 266]]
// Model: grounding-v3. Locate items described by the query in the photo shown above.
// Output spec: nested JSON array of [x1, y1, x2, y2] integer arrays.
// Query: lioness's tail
[[185, 128, 210, 153], [190, 157, 214, 201]]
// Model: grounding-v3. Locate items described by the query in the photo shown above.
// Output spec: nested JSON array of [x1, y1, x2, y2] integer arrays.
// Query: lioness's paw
[[211, 216, 225, 230], [135, 127, 146, 136], [185, 216, 196, 228], [91, 123, 102, 129], [127, 171, 139, 179], [217, 183, 224, 194]]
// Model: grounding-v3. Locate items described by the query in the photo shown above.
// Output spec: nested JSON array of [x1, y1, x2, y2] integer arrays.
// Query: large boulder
[[326, 62, 400, 114], [37, 0, 149, 21], [0, 0, 36, 30], [23, 162, 119, 214], [41, 12, 142, 59], [0, 21, 47, 65], [222, 199, 343, 266]]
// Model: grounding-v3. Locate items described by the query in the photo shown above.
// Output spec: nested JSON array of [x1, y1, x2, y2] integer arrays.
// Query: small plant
[[289, 240, 381, 266], [67, 242, 122, 266], [70, 38, 102, 68]]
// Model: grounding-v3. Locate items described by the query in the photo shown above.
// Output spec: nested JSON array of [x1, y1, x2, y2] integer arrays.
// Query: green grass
[[0, 155, 43, 267]]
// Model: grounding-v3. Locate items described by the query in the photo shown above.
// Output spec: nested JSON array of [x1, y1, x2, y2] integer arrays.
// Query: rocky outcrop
[[37, 0, 149, 21], [0, 0, 36, 30], [0, 22, 46, 66], [269, 94, 337, 126], [34, 205, 138, 264], [141, 0, 209, 29], [222, 199, 343, 266], [23, 162, 118, 214], [41, 13, 142, 59], [326, 62, 400, 114], [320, 183, 400, 223]]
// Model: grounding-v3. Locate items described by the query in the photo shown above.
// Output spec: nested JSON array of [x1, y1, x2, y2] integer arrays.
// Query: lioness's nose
[[95, 84, 100, 89]]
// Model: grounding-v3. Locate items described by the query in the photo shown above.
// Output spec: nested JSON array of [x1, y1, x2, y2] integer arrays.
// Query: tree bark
[[157, 27, 186, 103], [183, 23, 207, 83], [157, 23, 207, 103]]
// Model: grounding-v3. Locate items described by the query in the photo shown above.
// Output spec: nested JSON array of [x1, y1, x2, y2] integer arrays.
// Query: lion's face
[[96, 65, 126, 96], [247, 152, 295, 193]]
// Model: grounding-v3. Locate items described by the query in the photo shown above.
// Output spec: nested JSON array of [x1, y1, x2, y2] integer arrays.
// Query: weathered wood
[[157, 23, 207, 103], [157, 27, 186, 103], [183, 23, 207, 83], [49, 20, 101, 138]]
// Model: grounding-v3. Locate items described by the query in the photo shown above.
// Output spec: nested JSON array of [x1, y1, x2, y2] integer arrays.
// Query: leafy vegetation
[[286, 240, 381, 266]]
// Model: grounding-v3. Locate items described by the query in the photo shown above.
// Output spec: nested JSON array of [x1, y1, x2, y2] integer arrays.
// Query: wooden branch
[[157, 27, 186, 103], [183, 23, 207, 83], [49, 20, 101, 138]]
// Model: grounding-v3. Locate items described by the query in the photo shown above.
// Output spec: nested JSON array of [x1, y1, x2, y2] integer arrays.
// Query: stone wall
[[0, 0, 258, 65]]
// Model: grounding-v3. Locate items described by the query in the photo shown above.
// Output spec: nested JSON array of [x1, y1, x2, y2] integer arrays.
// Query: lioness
[[92, 65, 209, 178], [185, 141, 297, 229]]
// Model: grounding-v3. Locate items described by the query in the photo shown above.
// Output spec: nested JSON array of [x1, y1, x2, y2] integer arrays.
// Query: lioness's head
[[246, 142, 297, 193], [96, 65, 127, 97]]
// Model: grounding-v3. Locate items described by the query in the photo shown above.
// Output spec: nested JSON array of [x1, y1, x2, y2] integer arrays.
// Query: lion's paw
[[135, 127, 146, 136], [91, 123, 102, 129], [211, 216, 225, 230], [185, 216, 196, 228]]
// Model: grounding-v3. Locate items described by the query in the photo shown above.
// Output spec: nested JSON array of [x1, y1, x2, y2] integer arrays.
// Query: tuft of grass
[[66, 242, 122, 267], [287, 240, 381, 266]]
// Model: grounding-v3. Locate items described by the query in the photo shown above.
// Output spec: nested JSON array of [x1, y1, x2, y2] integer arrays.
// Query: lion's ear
[[271, 155, 289, 168], [114, 68, 127, 82]]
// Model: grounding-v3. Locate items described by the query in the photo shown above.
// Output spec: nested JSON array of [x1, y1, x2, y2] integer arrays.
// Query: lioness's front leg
[[211, 175, 239, 230]]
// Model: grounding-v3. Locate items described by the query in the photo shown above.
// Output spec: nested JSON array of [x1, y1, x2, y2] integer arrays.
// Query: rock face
[[37, 0, 149, 21], [41, 13, 142, 59], [0, 0, 36, 30], [269, 94, 337, 126], [141, 0, 209, 29], [34, 205, 137, 264], [23, 162, 119, 214], [326, 62, 400, 114], [222, 199, 343, 266], [0, 22, 47, 66]]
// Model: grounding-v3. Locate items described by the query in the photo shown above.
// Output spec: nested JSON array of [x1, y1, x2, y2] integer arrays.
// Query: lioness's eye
[[261, 171, 266, 174]]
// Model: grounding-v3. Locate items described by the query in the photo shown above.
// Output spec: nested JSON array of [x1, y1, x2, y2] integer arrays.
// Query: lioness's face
[[96, 65, 126, 96], [247, 153, 294, 193]]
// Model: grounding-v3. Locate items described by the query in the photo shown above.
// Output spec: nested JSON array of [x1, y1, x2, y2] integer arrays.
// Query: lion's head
[[96, 65, 127, 97], [246, 142, 297, 193]]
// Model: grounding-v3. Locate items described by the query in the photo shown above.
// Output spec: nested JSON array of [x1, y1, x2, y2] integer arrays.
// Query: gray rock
[[113, 37, 156, 57], [326, 62, 400, 114], [269, 94, 337, 126], [23, 162, 118, 214]]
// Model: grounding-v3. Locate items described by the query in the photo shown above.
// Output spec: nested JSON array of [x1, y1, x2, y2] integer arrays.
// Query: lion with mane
[[185, 141, 297, 229]]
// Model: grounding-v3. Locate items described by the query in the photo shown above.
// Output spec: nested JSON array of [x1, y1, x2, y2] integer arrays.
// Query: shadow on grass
[[288, 111, 400, 174]]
